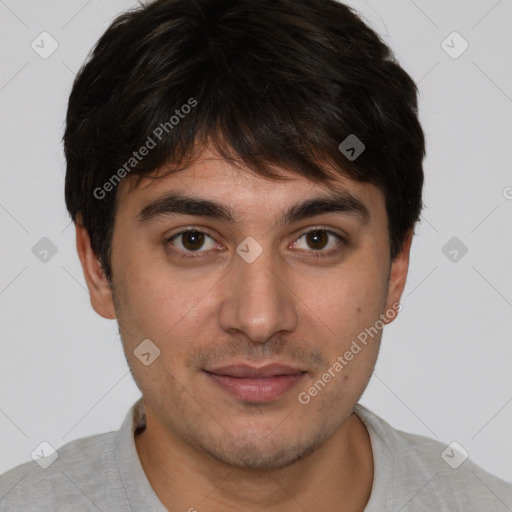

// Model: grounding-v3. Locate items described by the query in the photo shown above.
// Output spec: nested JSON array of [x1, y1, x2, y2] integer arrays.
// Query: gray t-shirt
[[1, 397, 510, 511]]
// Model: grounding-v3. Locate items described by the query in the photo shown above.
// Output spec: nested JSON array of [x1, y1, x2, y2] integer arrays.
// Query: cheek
[[301, 265, 387, 395], [113, 249, 219, 346], [309, 263, 387, 337]]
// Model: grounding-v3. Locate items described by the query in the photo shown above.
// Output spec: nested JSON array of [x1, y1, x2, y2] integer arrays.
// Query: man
[[1, 0, 510, 510]]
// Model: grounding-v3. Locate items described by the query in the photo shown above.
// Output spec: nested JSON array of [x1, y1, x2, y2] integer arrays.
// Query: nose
[[218, 242, 299, 344]]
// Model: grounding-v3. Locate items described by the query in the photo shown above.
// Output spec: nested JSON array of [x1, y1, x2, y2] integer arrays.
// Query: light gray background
[[1, 0, 511, 481]]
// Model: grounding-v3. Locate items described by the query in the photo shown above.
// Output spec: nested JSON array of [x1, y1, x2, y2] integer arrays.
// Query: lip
[[204, 363, 307, 403], [205, 363, 306, 377]]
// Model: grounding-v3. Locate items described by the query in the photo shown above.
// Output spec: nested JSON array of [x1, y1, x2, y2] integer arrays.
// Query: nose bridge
[[218, 239, 298, 342]]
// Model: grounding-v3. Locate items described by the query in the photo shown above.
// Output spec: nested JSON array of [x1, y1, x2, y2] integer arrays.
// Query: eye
[[167, 229, 219, 257], [166, 227, 346, 259], [290, 229, 345, 257]]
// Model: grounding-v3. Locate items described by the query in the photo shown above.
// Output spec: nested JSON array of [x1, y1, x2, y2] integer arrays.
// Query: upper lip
[[204, 363, 307, 378]]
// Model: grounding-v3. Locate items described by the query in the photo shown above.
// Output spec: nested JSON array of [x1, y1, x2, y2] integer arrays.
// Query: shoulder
[[0, 430, 126, 511], [355, 404, 512, 511], [397, 429, 512, 510]]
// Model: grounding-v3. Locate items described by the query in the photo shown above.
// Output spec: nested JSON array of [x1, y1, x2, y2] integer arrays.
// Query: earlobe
[[75, 218, 117, 320], [384, 229, 414, 323]]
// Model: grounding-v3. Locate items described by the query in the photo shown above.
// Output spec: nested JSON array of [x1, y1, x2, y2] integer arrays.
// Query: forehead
[[116, 147, 385, 224]]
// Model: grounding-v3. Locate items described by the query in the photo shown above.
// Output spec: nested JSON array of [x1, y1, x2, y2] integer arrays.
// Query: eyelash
[[166, 227, 347, 260]]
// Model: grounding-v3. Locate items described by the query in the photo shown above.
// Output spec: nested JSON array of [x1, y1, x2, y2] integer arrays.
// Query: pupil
[[183, 231, 204, 251], [308, 230, 327, 250]]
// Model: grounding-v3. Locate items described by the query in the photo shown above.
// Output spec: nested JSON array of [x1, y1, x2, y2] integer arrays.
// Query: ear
[[75, 216, 116, 320], [383, 229, 414, 324]]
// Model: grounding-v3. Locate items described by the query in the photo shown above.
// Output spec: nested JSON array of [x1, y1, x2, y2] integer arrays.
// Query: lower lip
[[204, 372, 306, 403]]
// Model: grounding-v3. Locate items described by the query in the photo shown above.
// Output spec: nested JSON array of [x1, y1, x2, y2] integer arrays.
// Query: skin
[[76, 145, 413, 511]]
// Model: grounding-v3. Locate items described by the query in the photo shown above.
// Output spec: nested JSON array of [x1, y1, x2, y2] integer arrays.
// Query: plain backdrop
[[0, 0, 511, 482]]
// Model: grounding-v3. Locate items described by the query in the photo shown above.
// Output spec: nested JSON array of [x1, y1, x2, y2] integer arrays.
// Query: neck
[[134, 408, 374, 512]]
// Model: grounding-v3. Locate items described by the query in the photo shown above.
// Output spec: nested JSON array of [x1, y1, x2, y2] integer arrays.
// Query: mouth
[[203, 363, 307, 403]]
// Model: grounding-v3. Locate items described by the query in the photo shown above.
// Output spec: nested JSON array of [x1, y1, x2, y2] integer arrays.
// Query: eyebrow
[[137, 190, 370, 227]]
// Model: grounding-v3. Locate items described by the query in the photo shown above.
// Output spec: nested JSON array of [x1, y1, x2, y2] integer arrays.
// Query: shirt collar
[[113, 396, 168, 511]]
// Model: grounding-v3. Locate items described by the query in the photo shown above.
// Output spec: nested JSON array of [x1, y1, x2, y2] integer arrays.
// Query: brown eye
[[305, 230, 329, 250], [292, 229, 345, 256], [168, 229, 218, 256], [181, 231, 206, 251]]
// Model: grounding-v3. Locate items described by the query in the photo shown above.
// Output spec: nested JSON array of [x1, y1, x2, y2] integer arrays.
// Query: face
[[78, 146, 411, 471]]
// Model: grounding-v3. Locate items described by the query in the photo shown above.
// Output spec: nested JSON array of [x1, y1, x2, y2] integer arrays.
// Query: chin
[[201, 428, 326, 471]]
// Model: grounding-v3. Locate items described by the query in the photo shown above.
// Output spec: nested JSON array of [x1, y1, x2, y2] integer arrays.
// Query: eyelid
[[166, 226, 220, 257], [294, 225, 348, 245], [166, 225, 348, 259], [291, 227, 347, 258]]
